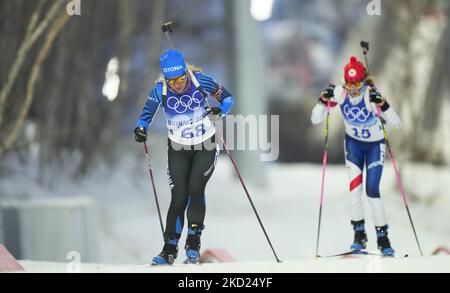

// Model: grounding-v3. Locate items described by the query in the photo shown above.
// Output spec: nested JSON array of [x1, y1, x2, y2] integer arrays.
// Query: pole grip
[[161, 21, 173, 33]]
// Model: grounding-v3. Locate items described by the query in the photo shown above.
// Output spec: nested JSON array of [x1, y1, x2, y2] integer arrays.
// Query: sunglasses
[[166, 74, 187, 85], [345, 81, 364, 89]]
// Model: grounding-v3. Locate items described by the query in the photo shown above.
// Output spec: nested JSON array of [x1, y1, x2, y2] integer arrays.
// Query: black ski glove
[[369, 89, 383, 104], [134, 126, 147, 143], [318, 84, 335, 105], [204, 107, 222, 121], [369, 89, 390, 111]]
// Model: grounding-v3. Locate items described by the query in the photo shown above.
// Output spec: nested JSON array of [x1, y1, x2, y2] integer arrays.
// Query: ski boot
[[350, 220, 368, 253], [184, 224, 204, 264], [376, 225, 395, 256], [152, 234, 179, 265]]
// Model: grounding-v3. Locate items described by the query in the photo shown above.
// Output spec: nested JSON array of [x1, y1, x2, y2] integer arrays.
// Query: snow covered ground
[[1, 141, 450, 272], [18, 255, 450, 273], [91, 151, 450, 265]]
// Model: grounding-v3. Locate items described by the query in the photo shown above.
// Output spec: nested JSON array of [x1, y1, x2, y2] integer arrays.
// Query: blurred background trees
[[0, 0, 448, 182]]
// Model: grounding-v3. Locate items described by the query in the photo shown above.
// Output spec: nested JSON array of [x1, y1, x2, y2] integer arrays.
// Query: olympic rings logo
[[166, 91, 203, 114], [343, 104, 371, 122]]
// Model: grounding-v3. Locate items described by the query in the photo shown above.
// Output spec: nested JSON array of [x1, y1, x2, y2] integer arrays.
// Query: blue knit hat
[[159, 49, 186, 79]]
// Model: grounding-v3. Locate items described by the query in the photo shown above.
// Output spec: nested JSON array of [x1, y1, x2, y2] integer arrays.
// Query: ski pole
[[161, 21, 175, 49], [360, 41, 372, 75], [360, 41, 423, 256], [143, 142, 165, 237], [214, 122, 282, 263], [315, 101, 331, 257], [375, 108, 423, 256]]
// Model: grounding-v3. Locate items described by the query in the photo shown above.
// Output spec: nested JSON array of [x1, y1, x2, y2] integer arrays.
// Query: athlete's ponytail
[[187, 64, 204, 73]]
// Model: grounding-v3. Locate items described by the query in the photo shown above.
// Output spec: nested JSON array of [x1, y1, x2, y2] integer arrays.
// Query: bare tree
[[0, 0, 65, 130], [0, 0, 69, 157], [0, 13, 71, 158]]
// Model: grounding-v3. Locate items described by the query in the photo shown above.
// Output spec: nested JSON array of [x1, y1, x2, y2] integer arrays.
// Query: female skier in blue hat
[[134, 49, 234, 264]]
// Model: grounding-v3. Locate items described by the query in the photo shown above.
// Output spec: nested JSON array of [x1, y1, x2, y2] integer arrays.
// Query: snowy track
[[3, 155, 450, 267], [19, 256, 450, 273]]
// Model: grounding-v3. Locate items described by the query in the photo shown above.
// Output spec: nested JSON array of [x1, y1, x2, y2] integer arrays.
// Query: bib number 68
[[182, 124, 205, 139]]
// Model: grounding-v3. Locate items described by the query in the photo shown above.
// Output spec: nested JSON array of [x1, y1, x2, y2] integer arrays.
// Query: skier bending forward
[[134, 49, 234, 264], [311, 56, 402, 256]]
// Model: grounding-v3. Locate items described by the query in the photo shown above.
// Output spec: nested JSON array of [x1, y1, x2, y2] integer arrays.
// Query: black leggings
[[165, 136, 218, 239]]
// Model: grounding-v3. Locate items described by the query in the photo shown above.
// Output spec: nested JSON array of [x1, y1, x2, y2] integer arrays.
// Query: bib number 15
[[352, 128, 371, 139], [182, 124, 206, 139]]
